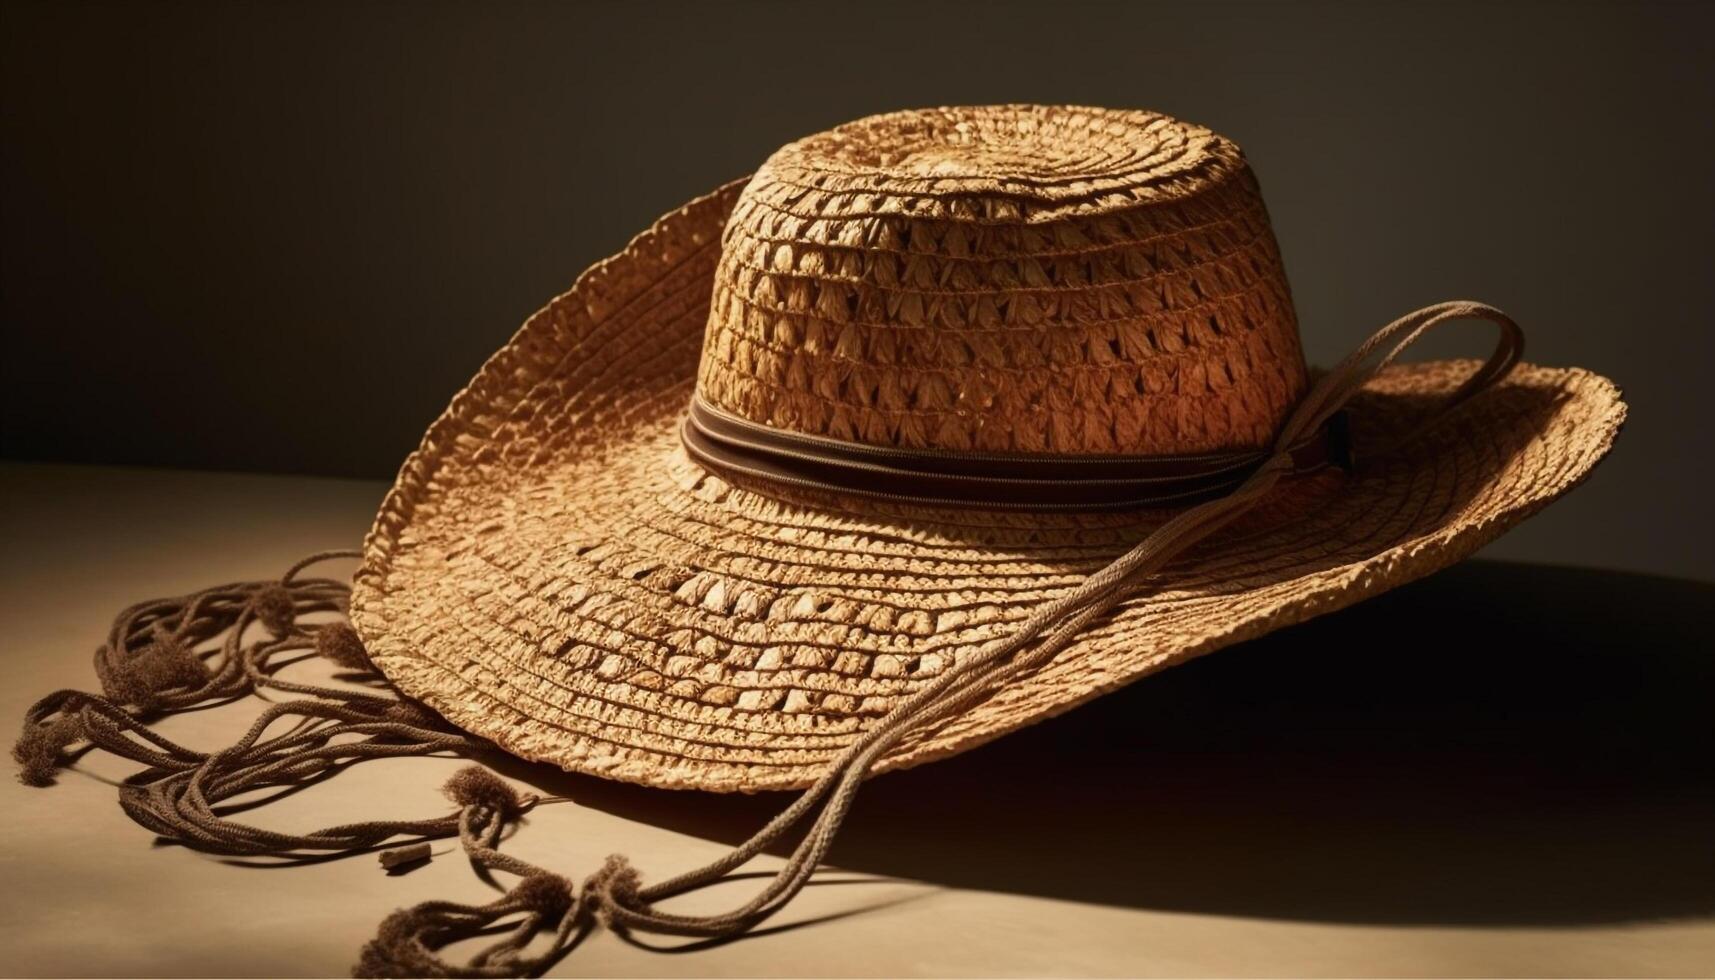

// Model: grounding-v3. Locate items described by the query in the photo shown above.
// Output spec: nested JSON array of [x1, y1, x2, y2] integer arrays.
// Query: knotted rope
[[14, 551, 493, 847], [14, 301, 1521, 977]]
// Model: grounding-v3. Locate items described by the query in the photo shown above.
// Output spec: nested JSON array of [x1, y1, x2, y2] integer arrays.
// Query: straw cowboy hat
[[17, 105, 1625, 975]]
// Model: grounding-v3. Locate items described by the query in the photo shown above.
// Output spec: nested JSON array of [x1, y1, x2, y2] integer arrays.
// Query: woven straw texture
[[698, 106, 1305, 455], [351, 107, 1625, 792]]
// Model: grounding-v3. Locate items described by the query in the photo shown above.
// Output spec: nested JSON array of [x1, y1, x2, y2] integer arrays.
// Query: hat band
[[681, 395, 1351, 510]]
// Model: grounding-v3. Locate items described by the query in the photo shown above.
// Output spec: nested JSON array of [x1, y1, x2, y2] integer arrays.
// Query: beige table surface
[[2, 462, 1711, 978]]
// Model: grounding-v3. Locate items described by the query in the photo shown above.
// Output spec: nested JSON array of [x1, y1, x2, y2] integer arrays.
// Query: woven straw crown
[[696, 104, 1308, 456]]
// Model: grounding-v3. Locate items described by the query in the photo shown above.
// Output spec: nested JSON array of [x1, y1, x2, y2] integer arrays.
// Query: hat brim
[[351, 180, 1625, 793]]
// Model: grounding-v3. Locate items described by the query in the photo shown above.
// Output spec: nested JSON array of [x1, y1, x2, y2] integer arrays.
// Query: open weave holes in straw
[[352, 106, 1624, 792], [698, 106, 1306, 454]]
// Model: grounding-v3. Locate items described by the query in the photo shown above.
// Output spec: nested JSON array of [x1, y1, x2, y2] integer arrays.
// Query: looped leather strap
[[682, 301, 1521, 511]]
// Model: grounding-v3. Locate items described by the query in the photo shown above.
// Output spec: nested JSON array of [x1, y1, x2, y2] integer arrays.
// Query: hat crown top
[[762, 104, 1246, 215], [695, 105, 1308, 456]]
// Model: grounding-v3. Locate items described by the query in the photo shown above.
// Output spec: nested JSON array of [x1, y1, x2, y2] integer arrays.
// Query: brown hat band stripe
[[682, 395, 1351, 510]]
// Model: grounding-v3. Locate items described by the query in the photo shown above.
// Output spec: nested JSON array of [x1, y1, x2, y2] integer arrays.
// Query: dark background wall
[[4, 0, 1711, 580]]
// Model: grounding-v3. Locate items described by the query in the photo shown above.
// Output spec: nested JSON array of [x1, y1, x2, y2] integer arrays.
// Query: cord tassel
[[378, 842, 433, 870], [11, 552, 509, 861]]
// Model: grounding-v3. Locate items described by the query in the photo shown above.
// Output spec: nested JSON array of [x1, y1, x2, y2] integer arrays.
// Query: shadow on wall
[[495, 560, 1715, 928]]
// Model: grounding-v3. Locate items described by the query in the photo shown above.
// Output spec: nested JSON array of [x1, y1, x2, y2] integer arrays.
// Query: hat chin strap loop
[[13, 302, 1523, 977], [1278, 299, 1523, 457], [682, 300, 1522, 512]]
